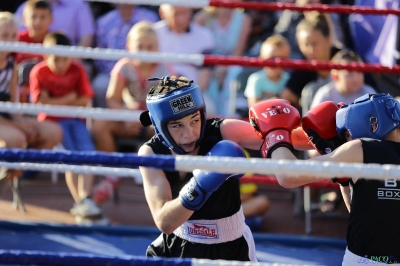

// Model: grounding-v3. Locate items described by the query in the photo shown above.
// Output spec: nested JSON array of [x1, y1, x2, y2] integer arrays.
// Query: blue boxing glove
[[179, 140, 246, 211]]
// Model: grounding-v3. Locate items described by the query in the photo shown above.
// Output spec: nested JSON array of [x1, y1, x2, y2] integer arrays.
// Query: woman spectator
[[91, 21, 176, 205]]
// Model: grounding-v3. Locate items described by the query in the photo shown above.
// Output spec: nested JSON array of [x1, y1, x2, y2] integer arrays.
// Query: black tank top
[[145, 118, 241, 220], [347, 138, 400, 260]]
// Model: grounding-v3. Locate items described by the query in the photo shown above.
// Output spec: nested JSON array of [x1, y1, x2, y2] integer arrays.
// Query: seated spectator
[[274, 0, 345, 60], [16, 0, 52, 64], [153, 4, 216, 114], [244, 34, 291, 108], [15, 0, 95, 47], [308, 49, 376, 213], [92, 3, 158, 108], [310, 49, 376, 108], [194, 6, 252, 116], [280, 14, 341, 108], [91, 21, 176, 205], [0, 12, 62, 181], [29, 32, 107, 225]]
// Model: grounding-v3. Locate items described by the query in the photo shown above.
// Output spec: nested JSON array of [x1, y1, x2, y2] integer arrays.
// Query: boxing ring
[[0, 0, 399, 265]]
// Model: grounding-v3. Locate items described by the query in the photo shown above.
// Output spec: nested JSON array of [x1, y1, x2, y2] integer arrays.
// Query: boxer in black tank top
[[258, 93, 400, 265]]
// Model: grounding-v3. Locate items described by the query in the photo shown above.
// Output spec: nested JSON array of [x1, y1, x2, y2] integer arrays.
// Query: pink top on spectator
[[111, 58, 175, 111], [15, 0, 95, 45]]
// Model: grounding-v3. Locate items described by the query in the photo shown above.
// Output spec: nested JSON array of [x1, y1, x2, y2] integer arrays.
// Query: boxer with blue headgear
[[336, 93, 400, 140], [256, 95, 400, 264], [138, 76, 272, 261], [140, 76, 207, 154]]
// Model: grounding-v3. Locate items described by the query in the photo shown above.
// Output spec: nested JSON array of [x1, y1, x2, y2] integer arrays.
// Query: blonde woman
[[92, 21, 176, 204]]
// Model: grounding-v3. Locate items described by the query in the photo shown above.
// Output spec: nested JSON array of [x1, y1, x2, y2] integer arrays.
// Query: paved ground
[[0, 173, 349, 239]]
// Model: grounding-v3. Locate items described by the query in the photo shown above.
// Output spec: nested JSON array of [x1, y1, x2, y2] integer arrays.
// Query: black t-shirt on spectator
[[286, 47, 341, 98]]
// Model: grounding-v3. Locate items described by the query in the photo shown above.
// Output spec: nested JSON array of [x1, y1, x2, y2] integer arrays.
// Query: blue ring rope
[[0, 149, 176, 171], [0, 250, 191, 266]]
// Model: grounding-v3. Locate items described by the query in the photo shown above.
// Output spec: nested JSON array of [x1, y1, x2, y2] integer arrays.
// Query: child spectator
[[91, 21, 176, 205], [309, 49, 376, 213], [15, 0, 95, 47], [29, 32, 107, 225], [244, 34, 291, 108], [0, 12, 61, 180], [310, 50, 376, 108], [92, 4, 158, 108], [16, 0, 52, 64]]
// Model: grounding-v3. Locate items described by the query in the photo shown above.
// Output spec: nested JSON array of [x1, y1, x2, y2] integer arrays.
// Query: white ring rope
[[1, 156, 400, 181], [0, 102, 141, 122], [0, 161, 142, 177], [84, 0, 210, 7], [0, 42, 204, 65]]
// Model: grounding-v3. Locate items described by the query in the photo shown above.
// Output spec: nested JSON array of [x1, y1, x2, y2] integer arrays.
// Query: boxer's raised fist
[[302, 101, 346, 155]]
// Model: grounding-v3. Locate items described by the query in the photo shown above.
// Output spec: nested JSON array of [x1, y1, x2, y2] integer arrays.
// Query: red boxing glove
[[249, 99, 301, 158], [302, 101, 350, 185], [302, 101, 346, 155]]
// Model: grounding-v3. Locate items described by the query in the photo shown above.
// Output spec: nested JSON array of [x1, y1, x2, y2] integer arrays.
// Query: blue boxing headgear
[[140, 76, 206, 154], [336, 93, 400, 140]]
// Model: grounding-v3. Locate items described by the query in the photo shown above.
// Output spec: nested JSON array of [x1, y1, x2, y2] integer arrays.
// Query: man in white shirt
[[153, 4, 216, 114]]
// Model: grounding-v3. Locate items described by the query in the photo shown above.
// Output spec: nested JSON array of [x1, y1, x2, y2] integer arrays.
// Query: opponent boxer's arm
[[220, 119, 263, 150], [138, 145, 193, 234], [271, 139, 363, 188]]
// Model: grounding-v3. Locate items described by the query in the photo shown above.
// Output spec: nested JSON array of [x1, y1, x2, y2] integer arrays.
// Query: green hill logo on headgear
[[170, 94, 195, 114]]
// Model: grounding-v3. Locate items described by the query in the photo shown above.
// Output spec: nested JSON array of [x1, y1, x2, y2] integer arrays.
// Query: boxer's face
[[167, 111, 201, 153]]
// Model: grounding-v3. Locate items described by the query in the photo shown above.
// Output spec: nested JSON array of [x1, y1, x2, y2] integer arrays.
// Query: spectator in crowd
[[194, 5, 252, 116], [92, 4, 158, 108], [311, 50, 376, 108], [308, 50, 376, 212], [15, 0, 95, 47], [153, 4, 216, 114], [244, 34, 291, 108], [274, 0, 345, 60], [0, 12, 62, 181], [16, 0, 52, 64], [29, 32, 107, 225], [91, 22, 176, 205], [279, 14, 341, 108]]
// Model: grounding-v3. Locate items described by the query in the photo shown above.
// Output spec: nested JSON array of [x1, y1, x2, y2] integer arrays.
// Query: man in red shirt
[[29, 32, 108, 226]]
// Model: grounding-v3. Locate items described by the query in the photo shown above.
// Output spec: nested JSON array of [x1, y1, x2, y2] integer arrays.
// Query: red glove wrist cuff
[[261, 129, 293, 158]]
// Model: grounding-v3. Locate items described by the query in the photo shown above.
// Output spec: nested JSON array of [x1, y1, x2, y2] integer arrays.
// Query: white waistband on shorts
[[343, 247, 400, 265], [173, 206, 246, 244]]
